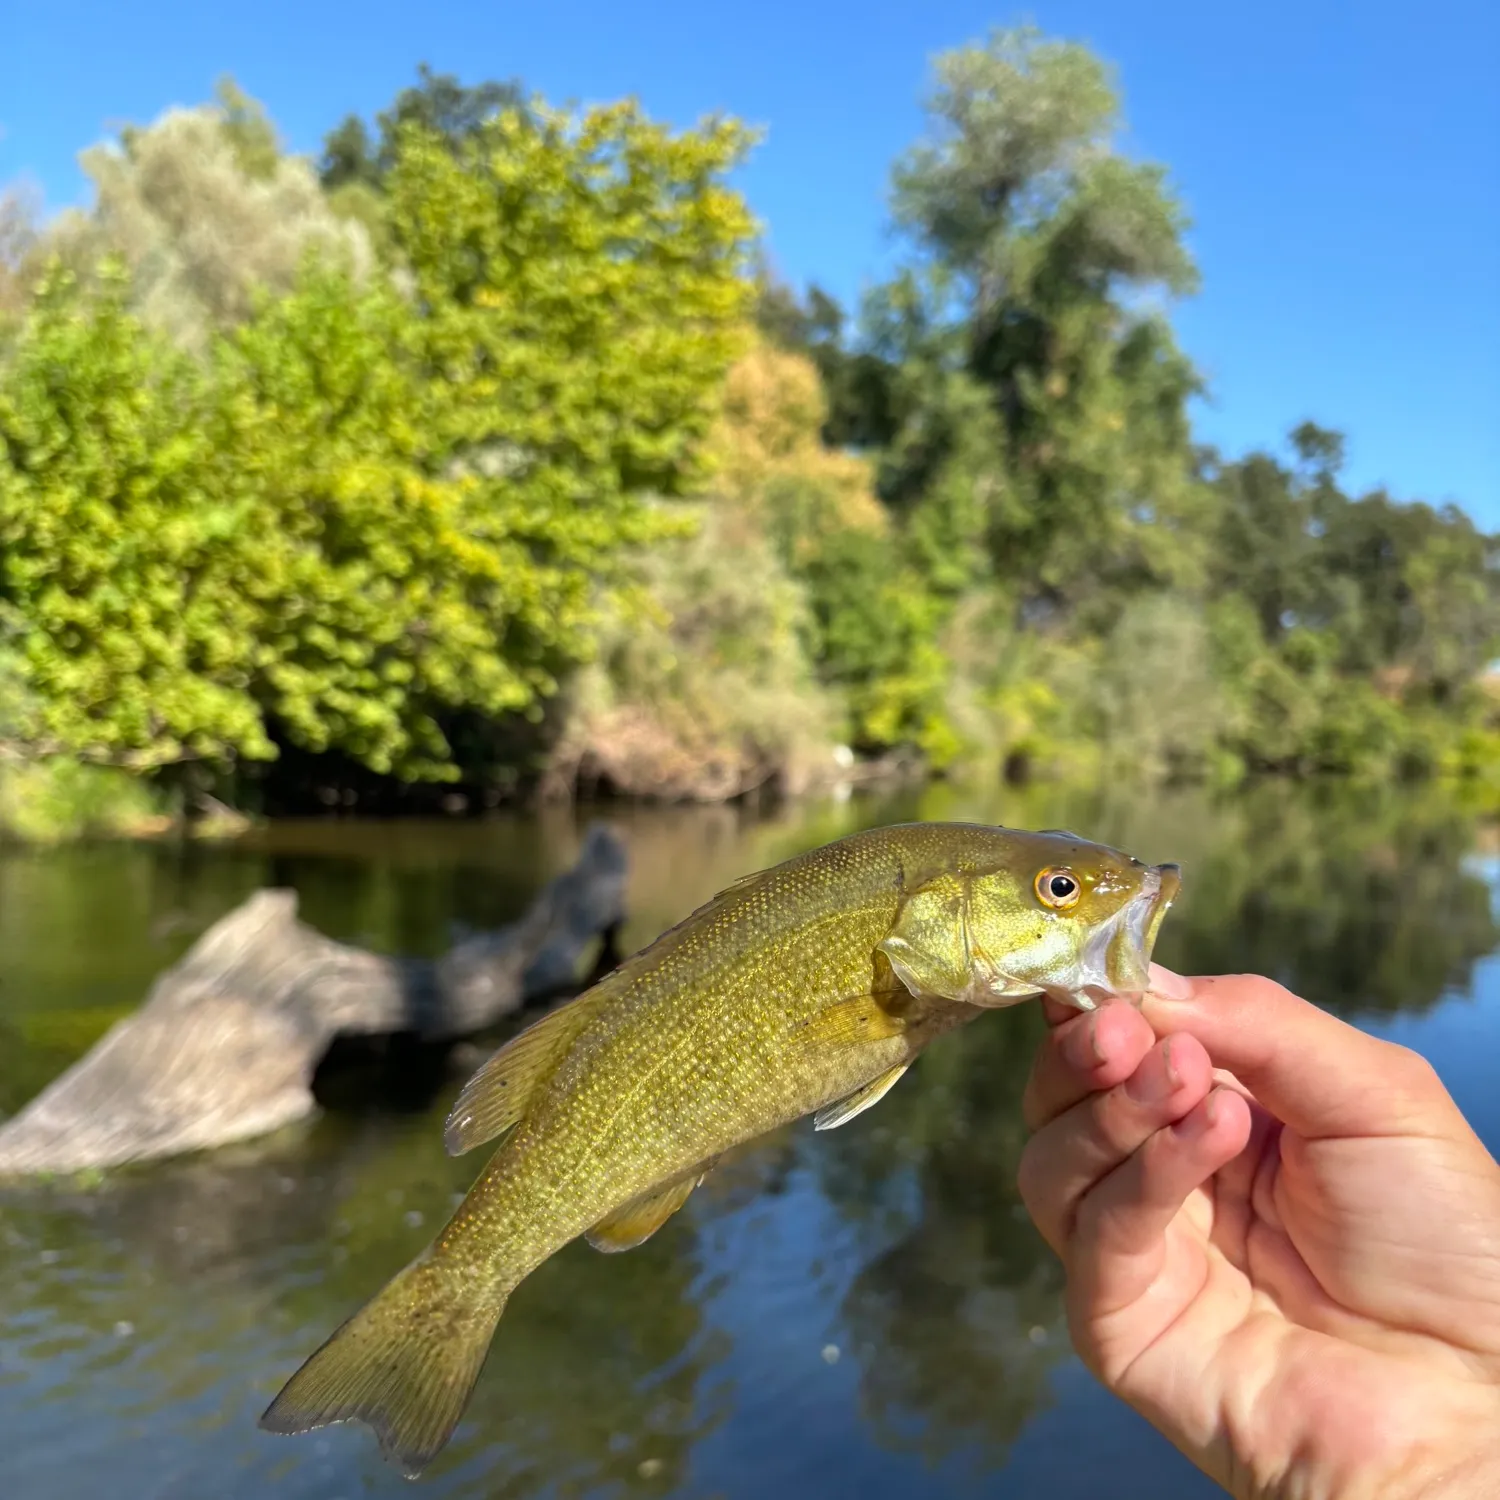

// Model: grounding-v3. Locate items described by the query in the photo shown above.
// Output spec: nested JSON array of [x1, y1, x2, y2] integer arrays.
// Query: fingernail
[[1148, 963, 1192, 1000], [1088, 1013, 1106, 1065], [1174, 1089, 1219, 1139], [1125, 1044, 1174, 1106]]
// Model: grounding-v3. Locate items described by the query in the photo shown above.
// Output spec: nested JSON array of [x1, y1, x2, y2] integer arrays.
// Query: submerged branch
[[0, 822, 628, 1176]]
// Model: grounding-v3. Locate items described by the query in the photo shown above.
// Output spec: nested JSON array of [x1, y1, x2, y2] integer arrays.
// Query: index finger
[[1021, 1000, 1158, 1133]]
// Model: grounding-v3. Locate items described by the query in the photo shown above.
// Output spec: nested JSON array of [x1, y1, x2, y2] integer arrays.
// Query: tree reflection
[[808, 1002, 1064, 1466], [0, 1109, 728, 1499]]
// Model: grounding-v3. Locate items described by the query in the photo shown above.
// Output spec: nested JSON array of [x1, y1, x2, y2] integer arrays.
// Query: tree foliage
[[0, 90, 756, 783], [42, 80, 373, 350], [320, 63, 530, 190], [0, 37, 1494, 817]]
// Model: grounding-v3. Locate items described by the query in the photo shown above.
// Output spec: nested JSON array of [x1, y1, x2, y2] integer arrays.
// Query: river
[[3, 778, 1500, 1499]]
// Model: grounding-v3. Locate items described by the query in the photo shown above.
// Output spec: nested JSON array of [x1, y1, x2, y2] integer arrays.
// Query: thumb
[[1142, 966, 1462, 1142]]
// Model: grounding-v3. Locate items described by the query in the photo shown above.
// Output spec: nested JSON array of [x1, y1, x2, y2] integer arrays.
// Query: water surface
[[3, 780, 1499, 1500]]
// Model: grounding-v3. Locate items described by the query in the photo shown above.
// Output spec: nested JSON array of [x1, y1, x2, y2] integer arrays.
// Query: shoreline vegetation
[[2, 31, 1497, 844]]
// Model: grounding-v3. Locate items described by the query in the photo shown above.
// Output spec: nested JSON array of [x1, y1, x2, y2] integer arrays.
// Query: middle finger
[[1018, 1031, 1217, 1253]]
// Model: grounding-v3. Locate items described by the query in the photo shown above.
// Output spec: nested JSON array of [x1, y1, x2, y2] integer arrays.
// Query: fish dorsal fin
[[813, 1063, 910, 1131], [443, 987, 611, 1156], [586, 1160, 717, 1253]]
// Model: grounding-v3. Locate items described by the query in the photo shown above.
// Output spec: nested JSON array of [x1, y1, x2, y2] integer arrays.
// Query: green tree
[[0, 95, 758, 784], [0, 264, 269, 766], [40, 80, 372, 352], [386, 100, 755, 521], [213, 264, 587, 777], [869, 26, 1208, 610], [319, 63, 529, 190]]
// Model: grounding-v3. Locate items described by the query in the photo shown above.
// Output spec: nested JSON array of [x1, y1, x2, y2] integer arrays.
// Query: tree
[[0, 94, 759, 782], [0, 264, 269, 766], [753, 273, 899, 449], [0, 184, 42, 328], [386, 100, 756, 513], [41, 79, 372, 351], [320, 64, 530, 190], [212, 264, 586, 777], [867, 26, 1207, 609]]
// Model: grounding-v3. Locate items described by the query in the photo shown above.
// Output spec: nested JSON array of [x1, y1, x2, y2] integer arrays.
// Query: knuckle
[[1019, 1066, 1047, 1134], [1220, 972, 1300, 1011], [1015, 1144, 1065, 1253], [1070, 1177, 1115, 1246], [1015, 1143, 1046, 1211], [1382, 1041, 1440, 1095], [1089, 1082, 1154, 1156]]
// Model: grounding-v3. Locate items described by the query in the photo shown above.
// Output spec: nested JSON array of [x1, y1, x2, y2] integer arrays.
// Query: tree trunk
[[0, 822, 628, 1176]]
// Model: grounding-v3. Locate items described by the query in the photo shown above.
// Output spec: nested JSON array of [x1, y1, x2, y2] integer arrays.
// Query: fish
[[260, 821, 1180, 1476]]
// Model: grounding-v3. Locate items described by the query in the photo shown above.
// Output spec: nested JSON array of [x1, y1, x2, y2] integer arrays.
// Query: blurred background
[[0, 2, 1497, 1496]]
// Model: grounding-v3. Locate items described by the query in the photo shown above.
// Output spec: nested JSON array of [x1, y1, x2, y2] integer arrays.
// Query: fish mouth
[[1065, 862, 1181, 1010]]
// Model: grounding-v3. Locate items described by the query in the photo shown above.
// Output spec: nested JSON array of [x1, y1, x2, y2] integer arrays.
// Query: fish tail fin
[[259, 1253, 509, 1478]]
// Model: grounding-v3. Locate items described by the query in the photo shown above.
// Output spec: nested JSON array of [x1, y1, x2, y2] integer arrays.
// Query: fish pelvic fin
[[586, 1158, 719, 1253], [814, 1063, 910, 1131], [259, 1254, 507, 1479], [445, 986, 612, 1156]]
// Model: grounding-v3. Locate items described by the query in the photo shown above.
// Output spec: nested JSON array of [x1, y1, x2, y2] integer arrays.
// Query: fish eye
[[1034, 867, 1081, 911]]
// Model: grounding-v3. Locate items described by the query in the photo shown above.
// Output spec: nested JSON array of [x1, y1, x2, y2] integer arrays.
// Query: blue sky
[[3, 0, 1496, 520]]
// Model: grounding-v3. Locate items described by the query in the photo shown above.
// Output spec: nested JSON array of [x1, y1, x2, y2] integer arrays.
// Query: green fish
[[261, 822, 1180, 1475]]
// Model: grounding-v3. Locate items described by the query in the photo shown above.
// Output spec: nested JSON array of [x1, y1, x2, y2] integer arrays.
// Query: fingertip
[[1160, 1030, 1212, 1093], [1173, 1083, 1252, 1161], [1067, 1001, 1154, 1084]]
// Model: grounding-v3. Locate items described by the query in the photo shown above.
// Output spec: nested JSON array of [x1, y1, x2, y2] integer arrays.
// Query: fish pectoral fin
[[877, 875, 974, 1000], [586, 1161, 717, 1254], [794, 993, 908, 1049], [814, 1064, 910, 1131], [444, 987, 611, 1156]]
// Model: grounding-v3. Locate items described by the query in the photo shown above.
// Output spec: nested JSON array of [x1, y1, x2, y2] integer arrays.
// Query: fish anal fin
[[814, 1063, 910, 1131], [586, 1161, 717, 1254], [794, 992, 907, 1050], [444, 988, 610, 1156]]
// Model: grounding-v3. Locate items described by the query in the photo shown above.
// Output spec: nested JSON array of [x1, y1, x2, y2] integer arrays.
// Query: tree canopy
[[0, 86, 756, 782], [0, 40, 1494, 816]]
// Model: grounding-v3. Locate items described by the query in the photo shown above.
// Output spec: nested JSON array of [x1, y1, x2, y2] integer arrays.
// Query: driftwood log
[[0, 822, 628, 1177]]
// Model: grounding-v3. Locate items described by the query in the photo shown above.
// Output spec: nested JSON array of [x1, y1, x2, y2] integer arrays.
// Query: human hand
[[1017, 968, 1500, 1499]]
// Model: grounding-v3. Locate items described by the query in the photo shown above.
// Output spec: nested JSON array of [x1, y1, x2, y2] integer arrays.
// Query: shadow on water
[[1, 779, 1498, 1498]]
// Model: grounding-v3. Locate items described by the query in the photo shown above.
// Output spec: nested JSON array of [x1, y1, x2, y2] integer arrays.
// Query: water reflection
[[1, 780, 1497, 1498], [807, 998, 1064, 1468]]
